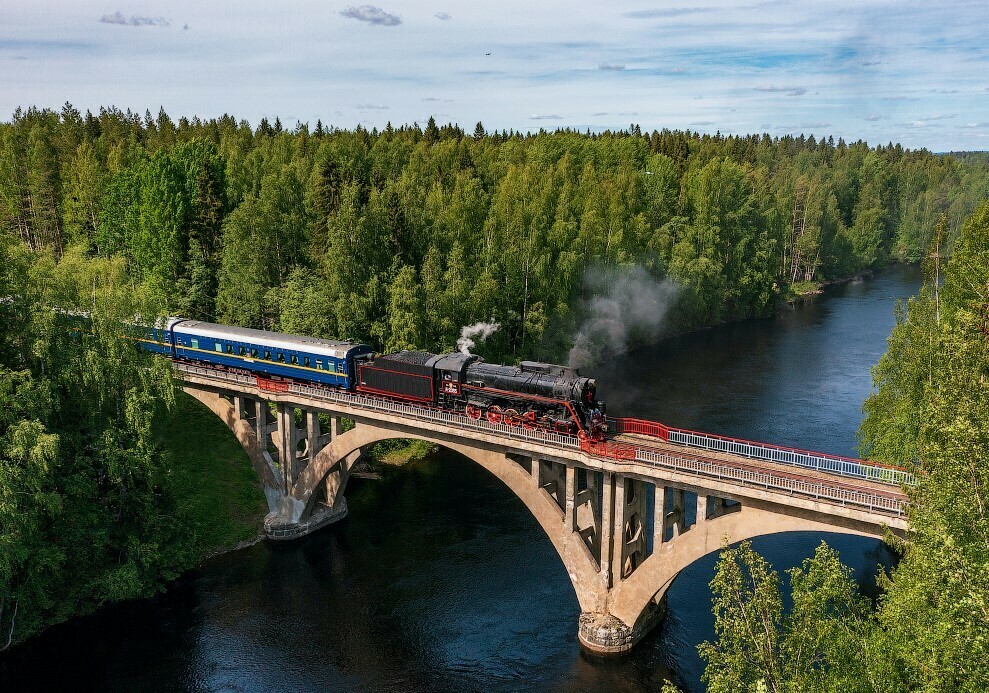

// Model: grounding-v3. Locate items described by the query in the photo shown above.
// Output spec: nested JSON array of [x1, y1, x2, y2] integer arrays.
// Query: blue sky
[[3, 1, 988, 150]]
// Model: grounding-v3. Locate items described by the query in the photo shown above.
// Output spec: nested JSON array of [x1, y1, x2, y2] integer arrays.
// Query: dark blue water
[[0, 265, 922, 692]]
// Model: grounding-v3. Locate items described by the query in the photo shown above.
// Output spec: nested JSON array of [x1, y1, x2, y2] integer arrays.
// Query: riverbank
[[784, 269, 877, 304]]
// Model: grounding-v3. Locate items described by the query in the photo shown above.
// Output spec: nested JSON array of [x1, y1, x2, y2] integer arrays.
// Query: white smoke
[[568, 266, 678, 369], [457, 321, 500, 354]]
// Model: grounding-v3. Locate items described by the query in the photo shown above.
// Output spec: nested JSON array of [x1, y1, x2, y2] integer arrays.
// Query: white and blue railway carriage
[[170, 319, 373, 387], [138, 317, 188, 356]]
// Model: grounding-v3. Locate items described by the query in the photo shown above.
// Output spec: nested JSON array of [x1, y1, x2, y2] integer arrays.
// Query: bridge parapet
[[174, 362, 907, 520]]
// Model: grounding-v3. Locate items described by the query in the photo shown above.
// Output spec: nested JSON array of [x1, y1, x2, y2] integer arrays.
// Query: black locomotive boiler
[[358, 351, 607, 439]]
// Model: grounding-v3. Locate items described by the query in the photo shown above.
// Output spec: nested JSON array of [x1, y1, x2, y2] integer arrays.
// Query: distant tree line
[[2, 104, 987, 364]]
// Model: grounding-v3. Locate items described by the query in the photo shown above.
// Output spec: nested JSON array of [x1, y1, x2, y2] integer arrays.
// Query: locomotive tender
[[137, 318, 607, 440]]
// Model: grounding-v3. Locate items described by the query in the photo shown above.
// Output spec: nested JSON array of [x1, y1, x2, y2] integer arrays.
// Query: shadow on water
[[0, 265, 921, 693]]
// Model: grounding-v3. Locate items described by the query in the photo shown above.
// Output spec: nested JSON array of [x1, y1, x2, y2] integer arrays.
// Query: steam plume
[[457, 321, 500, 354], [568, 266, 678, 369]]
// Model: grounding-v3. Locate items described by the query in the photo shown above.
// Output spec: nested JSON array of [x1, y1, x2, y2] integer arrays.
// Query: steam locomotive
[[137, 319, 608, 440]]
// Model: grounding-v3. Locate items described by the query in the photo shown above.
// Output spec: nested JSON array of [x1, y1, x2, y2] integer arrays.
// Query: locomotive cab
[[428, 352, 480, 404]]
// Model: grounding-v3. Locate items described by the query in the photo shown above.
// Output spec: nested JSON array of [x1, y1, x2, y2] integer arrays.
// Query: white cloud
[[754, 85, 807, 96], [599, 63, 625, 71], [435, 12, 452, 21], [99, 11, 170, 28], [340, 6, 401, 26]]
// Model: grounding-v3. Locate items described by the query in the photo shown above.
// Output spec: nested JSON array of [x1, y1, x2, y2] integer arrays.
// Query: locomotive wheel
[[504, 408, 522, 426], [521, 410, 538, 430], [486, 405, 504, 424], [465, 404, 483, 420]]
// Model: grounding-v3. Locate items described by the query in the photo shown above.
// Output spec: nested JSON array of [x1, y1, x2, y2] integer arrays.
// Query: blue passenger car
[[137, 317, 187, 356], [166, 319, 373, 388]]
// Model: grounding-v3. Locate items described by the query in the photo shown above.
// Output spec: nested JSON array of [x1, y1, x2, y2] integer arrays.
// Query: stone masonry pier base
[[577, 599, 666, 654], [264, 499, 349, 541]]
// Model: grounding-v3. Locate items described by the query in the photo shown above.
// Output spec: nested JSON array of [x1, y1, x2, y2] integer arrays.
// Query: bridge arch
[[293, 421, 607, 613], [604, 501, 879, 629]]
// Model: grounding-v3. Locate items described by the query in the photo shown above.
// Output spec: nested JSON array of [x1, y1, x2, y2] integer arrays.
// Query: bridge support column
[[580, 472, 662, 654], [669, 488, 686, 538], [261, 405, 352, 541], [599, 471, 614, 587], [654, 485, 667, 548]]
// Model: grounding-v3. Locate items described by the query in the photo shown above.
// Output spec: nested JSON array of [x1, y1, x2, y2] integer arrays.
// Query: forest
[[699, 200, 989, 693], [3, 104, 988, 364], [1, 104, 988, 654]]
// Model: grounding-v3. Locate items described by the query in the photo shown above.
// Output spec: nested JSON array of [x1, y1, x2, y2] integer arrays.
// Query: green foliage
[[860, 199, 989, 692], [4, 106, 986, 365], [700, 541, 873, 693], [703, 200, 989, 693], [0, 245, 178, 646]]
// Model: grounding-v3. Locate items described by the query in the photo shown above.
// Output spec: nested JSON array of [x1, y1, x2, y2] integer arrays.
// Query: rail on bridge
[[173, 362, 910, 655]]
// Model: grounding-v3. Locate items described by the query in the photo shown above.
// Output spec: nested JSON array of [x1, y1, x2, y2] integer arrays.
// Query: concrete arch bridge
[[175, 362, 909, 654]]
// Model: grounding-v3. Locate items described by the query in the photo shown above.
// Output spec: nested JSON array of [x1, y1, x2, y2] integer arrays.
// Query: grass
[[367, 438, 438, 466], [161, 390, 269, 557], [788, 280, 824, 296]]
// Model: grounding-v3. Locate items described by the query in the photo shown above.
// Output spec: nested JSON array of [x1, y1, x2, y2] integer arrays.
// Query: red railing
[[613, 418, 670, 440], [580, 438, 638, 460], [610, 416, 915, 486], [256, 376, 290, 393]]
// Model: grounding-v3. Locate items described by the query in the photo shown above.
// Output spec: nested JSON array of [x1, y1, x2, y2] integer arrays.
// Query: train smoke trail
[[457, 321, 500, 354], [568, 266, 678, 369]]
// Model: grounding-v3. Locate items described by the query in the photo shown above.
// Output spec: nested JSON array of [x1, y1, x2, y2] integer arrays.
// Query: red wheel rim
[[522, 411, 537, 430], [465, 404, 482, 420], [504, 408, 521, 426], [486, 405, 503, 424]]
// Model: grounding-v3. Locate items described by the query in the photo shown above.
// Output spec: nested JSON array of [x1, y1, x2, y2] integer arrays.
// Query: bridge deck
[[173, 363, 908, 524], [615, 433, 908, 504]]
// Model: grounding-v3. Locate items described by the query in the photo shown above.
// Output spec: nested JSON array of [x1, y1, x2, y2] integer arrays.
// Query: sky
[[2, 1, 988, 151]]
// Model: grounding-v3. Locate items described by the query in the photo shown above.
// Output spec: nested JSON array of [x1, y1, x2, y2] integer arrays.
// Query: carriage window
[[277, 353, 286, 363], [336, 362, 345, 373], [251, 348, 259, 358], [316, 360, 325, 370], [264, 350, 272, 360], [226, 345, 234, 354], [290, 355, 299, 365], [190, 338, 199, 349], [304, 357, 311, 367], [239, 346, 248, 356], [215, 342, 223, 352]]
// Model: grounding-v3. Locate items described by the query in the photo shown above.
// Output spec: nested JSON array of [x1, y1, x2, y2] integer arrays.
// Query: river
[[0, 264, 922, 692]]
